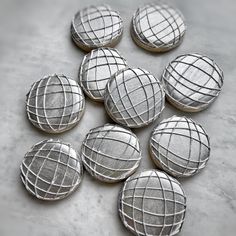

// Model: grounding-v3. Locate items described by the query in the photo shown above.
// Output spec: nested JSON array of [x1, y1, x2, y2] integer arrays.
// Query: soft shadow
[[83, 169, 124, 190]]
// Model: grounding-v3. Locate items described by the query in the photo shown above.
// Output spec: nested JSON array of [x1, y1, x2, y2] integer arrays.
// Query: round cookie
[[104, 67, 165, 128], [150, 116, 210, 177], [26, 74, 85, 133], [131, 3, 186, 52], [71, 5, 123, 51], [118, 169, 187, 236], [162, 53, 224, 112], [81, 124, 141, 183], [20, 139, 83, 200], [79, 48, 128, 101]]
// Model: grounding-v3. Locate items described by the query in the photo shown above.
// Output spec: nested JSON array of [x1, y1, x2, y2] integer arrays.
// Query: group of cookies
[[20, 3, 224, 236]]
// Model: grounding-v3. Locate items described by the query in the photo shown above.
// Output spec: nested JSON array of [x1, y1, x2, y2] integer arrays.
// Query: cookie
[[71, 5, 123, 51], [81, 124, 141, 183], [79, 47, 128, 101], [162, 53, 224, 112], [118, 169, 187, 236], [104, 67, 165, 128], [20, 139, 83, 200], [150, 116, 210, 177], [26, 74, 85, 133], [131, 3, 186, 52]]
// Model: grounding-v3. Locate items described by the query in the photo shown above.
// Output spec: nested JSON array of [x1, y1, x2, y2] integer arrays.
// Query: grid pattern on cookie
[[71, 5, 123, 48], [104, 68, 165, 128], [81, 124, 141, 182], [132, 3, 186, 50], [26, 74, 85, 133], [162, 53, 224, 110], [150, 116, 210, 177], [119, 170, 186, 236], [20, 139, 83, 200], [79, 48, 128, 101]]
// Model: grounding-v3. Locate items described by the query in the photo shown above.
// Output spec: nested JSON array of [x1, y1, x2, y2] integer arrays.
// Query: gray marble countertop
[[0, 0, 236, 235]]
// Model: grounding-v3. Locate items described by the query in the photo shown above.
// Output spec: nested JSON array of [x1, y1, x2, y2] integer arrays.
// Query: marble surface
[[0, 0, 236, 235]]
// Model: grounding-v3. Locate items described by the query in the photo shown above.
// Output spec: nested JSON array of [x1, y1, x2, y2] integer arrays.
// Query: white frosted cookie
[[104, 67, 165, 128], [118, 170, 186, 236], [162, 53, 224, 112], [20, 139, 83, 200], [79, 48, 128, 101], [26, 74, 85, 133], [71, 5, 123, 51], [131, 3, 186, 52], [150, 116, 210, 177], [81, 124, 141, 183]]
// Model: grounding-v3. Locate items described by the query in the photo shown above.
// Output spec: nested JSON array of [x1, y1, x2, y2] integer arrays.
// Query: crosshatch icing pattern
[[71, 5, 123, 51], [26, 74, 85, 133], [104, 67, 165, 128], [20, 139, 83, 200], [150, 116, 210, 177], [81, 124, 142, 182], [118, 170, 187, 236], [79, 47, 128, 101], [162, 53, 224, 112], [132, 3, 186, 52]]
